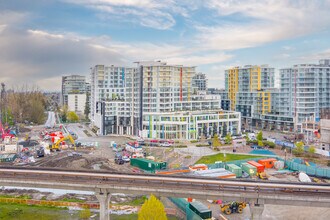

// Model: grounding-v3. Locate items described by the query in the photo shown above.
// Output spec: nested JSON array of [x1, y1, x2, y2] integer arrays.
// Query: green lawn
[[111, 214, 179, 220], [0, 203, 73, 220], [196, 153, 262, 164]]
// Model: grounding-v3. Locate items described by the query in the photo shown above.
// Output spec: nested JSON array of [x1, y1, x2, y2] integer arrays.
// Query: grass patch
[[119, 196, 146, 206], [111, 214, 179, 220], [196, 153, 262, 164], [0, 194, 32, 199], [0, 203, 71, 220], [190, 140, 198, 143]]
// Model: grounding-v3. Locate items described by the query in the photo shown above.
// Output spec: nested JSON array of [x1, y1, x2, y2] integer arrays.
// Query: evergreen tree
[[138, 194, 167, 220]]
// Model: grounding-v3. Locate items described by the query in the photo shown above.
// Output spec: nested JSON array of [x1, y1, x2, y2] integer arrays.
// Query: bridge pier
[[95, 189, 111, 220], [249, 199, 264, 220]]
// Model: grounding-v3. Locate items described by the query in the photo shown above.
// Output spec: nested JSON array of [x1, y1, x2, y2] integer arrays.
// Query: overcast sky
[[1, 0, 330, 91]]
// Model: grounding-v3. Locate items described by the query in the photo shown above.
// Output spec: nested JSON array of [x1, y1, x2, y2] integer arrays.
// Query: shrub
[[196, 144, 209, 147], [262, 141, 276, 149], [190, 140, 198, 143], [173, 145, 187, 148], [79, 209, 91, 219]]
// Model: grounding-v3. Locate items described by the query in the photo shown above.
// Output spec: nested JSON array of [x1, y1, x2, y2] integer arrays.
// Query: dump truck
[[221, 201, 246, 215]]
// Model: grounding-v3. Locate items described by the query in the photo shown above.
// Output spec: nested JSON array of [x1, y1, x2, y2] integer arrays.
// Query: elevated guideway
[[0, 167, 329, 220]]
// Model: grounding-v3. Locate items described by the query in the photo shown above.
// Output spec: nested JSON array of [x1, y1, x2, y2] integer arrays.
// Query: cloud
[[299, 48, 330, 62], [64, 0, 193, 30], [197, 0, 330, 50], [0, 23, 233, 91], [0, 26, 125, 91]]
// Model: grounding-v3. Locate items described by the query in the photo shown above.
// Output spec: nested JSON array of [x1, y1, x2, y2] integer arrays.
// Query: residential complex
[[193, 72, 207, 92], [279, 59, 330, 131], [90, 61, 240, 139], [221, 65, 294, 131], [61, 75, 88, 114]]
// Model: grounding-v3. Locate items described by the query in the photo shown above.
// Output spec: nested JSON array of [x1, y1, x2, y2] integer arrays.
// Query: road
[[44, 111, 56, 128]]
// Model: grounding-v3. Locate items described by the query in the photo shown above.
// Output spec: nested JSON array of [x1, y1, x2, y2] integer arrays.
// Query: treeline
[[1, 85, 46, 125]]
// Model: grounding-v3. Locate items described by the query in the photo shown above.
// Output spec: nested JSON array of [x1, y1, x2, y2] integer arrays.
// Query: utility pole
[[0, 83, 5, 124]]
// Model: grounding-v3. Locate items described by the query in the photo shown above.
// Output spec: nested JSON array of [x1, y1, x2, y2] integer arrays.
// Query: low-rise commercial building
[[142, 110, 241, 140]]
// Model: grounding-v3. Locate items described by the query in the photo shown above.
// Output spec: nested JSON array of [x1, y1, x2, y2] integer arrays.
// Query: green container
[[241, 162, 257, 177], [130, 158, 167, 172], [226, 164, 243, 178], [188, 201, 212, 219]]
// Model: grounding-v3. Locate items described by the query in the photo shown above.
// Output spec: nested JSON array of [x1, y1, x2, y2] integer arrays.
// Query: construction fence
[[206, 156, 330, 179]]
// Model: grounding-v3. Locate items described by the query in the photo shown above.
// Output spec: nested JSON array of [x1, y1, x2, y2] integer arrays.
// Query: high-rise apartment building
[[222, 65, 294, 131], [279, 59, 330, 131], [90, 61, 241, 139], [61, 75, 87, 114], [193, 72, 207, 91]]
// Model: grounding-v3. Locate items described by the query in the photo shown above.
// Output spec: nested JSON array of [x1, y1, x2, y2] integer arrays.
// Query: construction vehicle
[[221, 201, 246, 215], [257, 172, 270, 180], [50, 135, 75, 152]]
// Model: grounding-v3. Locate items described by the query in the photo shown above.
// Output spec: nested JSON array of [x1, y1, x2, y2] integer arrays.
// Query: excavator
[[49, 135, 75, 152]]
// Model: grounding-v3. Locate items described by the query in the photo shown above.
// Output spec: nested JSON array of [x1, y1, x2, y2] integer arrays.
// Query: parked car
[[122, 156, 130, 163], [160, 142, 172, 147], [115, 158, 124, 165]]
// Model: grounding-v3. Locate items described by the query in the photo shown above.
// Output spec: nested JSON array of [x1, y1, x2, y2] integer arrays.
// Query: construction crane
[[49, 135, 75, 152]]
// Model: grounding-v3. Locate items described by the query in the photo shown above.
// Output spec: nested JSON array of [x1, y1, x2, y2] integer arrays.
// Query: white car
[[122, 156, 130, 162], [160, 142, 172, 147]]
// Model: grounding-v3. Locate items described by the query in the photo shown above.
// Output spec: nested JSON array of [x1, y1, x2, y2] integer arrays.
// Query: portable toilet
[[247, 160, 265, 173], [258, 158, 277, 168], [226, 164, 243, 177], [241, 162, 257, 177]]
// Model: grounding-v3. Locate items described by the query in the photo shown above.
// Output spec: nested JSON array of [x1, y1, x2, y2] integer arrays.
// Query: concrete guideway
[[0, 167, 329, 220]]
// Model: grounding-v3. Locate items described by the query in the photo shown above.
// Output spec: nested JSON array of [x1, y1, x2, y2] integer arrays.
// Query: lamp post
[[284, 148, 287, 162]]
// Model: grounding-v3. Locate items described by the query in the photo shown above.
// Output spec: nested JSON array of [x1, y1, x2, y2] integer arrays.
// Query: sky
[[1, 0, 330, 91]]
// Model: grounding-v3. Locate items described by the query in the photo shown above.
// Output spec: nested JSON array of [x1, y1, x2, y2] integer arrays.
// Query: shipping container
[[188, 201, 212, 219], [247, 161, 265, 173], [241, 162, 257, 177], [226, 164, 243, 177], [258, 158, 277, 168], [130, 158, 167, 172]]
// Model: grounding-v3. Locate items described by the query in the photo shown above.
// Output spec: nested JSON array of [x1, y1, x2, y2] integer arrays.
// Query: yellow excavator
[[50, 135, 75, 152]]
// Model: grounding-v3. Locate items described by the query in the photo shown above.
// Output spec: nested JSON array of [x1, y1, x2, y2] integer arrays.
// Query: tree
[[293, 141, 304, 155], [258, 140, 264, 147], [224, 133, 232, 144], [67, 111, 79, 122], [256, 131, 263, 141], [79, 209, 91, 219], [138, 194, 167, 220], [308, 146, 316, 154], [60, 105, 68, 122], [84, 92, 90, 119], [212, 134, 221, 148]]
